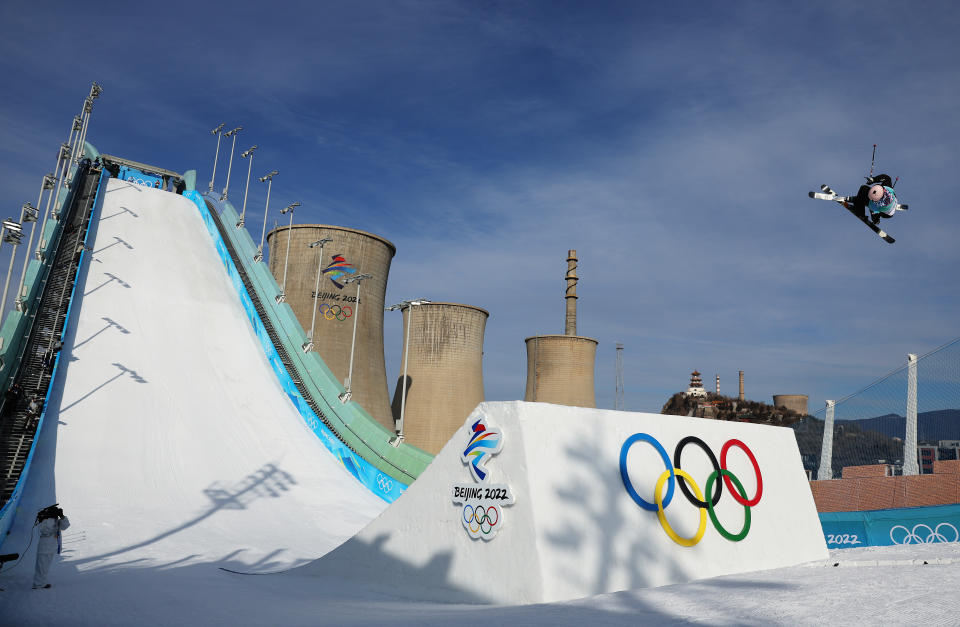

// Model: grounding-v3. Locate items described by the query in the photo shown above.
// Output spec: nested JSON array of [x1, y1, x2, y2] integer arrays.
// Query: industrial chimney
[[565, 249, 578, 335]]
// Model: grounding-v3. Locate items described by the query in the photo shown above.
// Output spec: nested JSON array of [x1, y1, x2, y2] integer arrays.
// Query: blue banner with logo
[[820, 503, 960, 549]]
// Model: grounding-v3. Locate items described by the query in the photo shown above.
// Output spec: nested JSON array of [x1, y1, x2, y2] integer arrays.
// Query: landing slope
[[7, 178, 385, 576]]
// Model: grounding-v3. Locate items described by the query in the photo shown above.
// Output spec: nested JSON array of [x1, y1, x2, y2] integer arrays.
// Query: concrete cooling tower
[[773, 394, 809, 415], [523, 250, 598, 408], [266, 224, 395, 429], [391, 303, 488, 454], [524, 335, 598, 407]]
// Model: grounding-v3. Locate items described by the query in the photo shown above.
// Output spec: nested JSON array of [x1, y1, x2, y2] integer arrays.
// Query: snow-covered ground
[[2, 543, 959, 625], [2, 180, 958, 625]]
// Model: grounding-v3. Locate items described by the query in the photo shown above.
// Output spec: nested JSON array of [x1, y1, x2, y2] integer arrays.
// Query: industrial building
[[773, 394, 809, 416], [391, 302, 488, 454], [266, 224, 396, 429], [524, 250, 597, 408]]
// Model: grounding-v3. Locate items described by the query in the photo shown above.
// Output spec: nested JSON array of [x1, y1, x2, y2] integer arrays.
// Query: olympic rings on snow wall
[[819, 502, 960, 548], [184, 190, 414, 503], [619, 433, 763, 547], [461, 504, 503, 539]]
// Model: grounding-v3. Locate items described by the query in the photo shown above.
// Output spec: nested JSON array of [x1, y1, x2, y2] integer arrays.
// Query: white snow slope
[[2, 178, 959, 625]]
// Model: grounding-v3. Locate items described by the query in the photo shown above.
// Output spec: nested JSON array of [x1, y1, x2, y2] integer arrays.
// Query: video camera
[[36, 503, 63, 523]]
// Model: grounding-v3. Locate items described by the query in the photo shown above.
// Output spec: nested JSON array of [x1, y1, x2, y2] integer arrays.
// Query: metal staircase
[[0, 162, 102, 506]]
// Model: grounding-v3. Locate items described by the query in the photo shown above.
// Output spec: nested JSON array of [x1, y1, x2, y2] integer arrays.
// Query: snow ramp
[[305, 401, 829, 604], [8, 178, 386, 573]]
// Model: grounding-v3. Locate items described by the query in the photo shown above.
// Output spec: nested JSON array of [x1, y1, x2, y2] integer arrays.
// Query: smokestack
[[716, 374, 720, 395], [564, 249, 578, 336], [738, 370, 745, 401]]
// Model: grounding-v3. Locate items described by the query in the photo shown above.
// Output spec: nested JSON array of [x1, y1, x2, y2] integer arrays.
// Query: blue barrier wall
[[183, 189, 406, 503], [820, 504, 960, 549]]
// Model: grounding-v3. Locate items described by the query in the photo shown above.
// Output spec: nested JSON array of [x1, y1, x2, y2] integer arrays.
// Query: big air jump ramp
[[305, 401, 828, 604], [9, 174, 825, 603], [8, 178, 385, 573]]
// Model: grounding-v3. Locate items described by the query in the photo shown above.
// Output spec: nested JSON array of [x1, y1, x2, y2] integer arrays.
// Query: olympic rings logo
[[890, 522, 959, 545], [319, 303, 353, 321], [127, 177, 156, 187], [376, 473, 394, 493], [462, 504, 501, 537], [620, 433, 763, 547]]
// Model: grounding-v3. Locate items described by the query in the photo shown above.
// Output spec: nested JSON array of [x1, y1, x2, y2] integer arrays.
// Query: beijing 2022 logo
[[451, 417, 515, 541], [620, 433, 763, 547]]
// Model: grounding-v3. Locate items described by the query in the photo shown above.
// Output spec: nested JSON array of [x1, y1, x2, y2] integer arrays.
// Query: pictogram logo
[[452, 416, 514, 541], [461, 419, 502, 483], [620, 434, 763, 547], [322, 254, 355, 289]]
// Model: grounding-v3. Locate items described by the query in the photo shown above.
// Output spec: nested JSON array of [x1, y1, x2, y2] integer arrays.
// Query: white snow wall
[[12, 178, 384, 571], [308, 401, 828, 604]]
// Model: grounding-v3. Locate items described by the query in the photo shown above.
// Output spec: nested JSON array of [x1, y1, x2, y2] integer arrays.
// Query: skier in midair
[[847, 173, 898, 224], [808, 145, 907, 244]]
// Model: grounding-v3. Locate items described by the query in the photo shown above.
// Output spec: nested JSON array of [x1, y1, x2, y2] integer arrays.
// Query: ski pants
[[33, 551, 54, 588]]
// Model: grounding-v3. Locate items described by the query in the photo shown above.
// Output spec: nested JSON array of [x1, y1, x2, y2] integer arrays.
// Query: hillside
[[660, 392, 804, 426]]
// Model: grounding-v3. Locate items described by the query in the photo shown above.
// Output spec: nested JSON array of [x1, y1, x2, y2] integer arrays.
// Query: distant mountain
[[790, 409, 960, 476], [844, 409, 960, 443]]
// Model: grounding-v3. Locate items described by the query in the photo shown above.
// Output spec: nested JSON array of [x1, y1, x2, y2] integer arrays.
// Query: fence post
[[817, 400, 835, 480], [902, 353, 919, 476]]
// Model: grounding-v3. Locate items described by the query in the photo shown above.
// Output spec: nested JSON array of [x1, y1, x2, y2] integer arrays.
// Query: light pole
[[38, 141, 72, 252], [385, 298, 431, 445], [208, 123, 225, 192], [0, 218, 24, 332], [338, 272, 373, 404], [236, 145, 258, 227], [15, 174, 53, 311], [220, 126, 243, 201], [72, 97, 93, 164], [303, 237, 333, 352], [74, 82, 103, 164], [276, 201, 301, 303], [254, 170, 278, 262], [73, 82, 102, 164]]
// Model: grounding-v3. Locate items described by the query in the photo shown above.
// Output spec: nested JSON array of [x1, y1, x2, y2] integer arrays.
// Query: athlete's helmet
[[868, 184, 885, 202]]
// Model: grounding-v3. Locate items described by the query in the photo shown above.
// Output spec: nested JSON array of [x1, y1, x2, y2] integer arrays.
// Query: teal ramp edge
[[198, 192, 433, 484], [0, 167, 109, 548], [819, 503, 960, 549], [183, 189, 409, 503]]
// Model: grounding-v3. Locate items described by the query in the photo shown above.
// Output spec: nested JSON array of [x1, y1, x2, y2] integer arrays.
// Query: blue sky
[[1, 1, 958, 414]]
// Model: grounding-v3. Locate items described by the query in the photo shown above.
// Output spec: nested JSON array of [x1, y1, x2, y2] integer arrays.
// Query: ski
[[218, 566, 288, 575], [843, 205, 895, 244], [809, 191, 850, 202], [809, 184, 895, 244]]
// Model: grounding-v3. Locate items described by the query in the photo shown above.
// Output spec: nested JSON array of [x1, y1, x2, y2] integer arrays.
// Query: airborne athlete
[[808, 145, 908, 244]]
